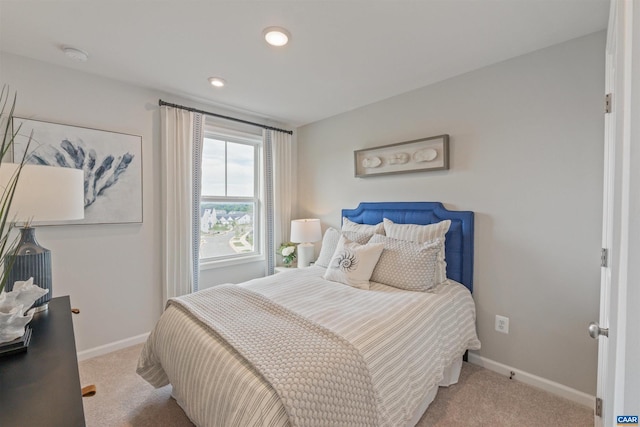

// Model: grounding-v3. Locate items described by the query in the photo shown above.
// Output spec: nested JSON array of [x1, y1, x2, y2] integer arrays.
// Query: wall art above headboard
[[354, 134, 449, 178]]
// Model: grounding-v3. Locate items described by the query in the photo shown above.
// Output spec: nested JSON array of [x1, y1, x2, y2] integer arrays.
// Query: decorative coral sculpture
[[0, 278, 48, 343]]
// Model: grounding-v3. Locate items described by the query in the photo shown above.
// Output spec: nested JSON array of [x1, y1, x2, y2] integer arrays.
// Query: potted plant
[[278, 242, 297, 267]]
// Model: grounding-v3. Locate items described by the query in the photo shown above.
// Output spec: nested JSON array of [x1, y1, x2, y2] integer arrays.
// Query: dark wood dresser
[[0, 296, 86, 426]]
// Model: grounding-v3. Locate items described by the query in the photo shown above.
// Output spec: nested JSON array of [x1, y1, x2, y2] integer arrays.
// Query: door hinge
[[605, 93, 612, 114], [596, 397, 603, 417], [601, 248, 608, 268]]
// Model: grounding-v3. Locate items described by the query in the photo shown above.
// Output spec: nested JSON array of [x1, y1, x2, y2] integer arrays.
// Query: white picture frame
[[354, 134, 449, 178], [12, 117, 143, 225]]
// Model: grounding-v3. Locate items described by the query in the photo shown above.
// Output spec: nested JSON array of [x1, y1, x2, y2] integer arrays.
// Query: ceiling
[[0, 1, 609, 127]]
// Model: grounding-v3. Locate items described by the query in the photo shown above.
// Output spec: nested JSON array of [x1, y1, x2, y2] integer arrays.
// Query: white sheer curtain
[[160, 106, 203, 304], [264, 129, 293, 275]]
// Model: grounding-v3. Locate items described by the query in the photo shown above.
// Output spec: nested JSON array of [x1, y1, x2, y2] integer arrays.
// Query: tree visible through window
[[199, 132, 261, 263]]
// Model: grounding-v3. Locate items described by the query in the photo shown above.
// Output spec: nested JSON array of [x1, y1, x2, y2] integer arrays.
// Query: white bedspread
[[138, 266, 481, 427]]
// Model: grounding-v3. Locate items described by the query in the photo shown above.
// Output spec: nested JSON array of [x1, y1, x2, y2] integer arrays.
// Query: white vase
[[0, 278, 48, 343]]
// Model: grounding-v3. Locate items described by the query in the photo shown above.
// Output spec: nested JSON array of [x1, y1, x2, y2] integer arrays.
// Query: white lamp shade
[[290, 218, 322, 243], [0, 164, 85, 222]]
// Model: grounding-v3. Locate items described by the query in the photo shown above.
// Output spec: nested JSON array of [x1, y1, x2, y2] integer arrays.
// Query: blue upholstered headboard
[[341, 202, 474, 292]]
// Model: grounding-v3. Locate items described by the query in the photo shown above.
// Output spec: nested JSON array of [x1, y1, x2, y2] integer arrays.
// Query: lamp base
[[4, 227, 52, 309], [297, 243, 315, 268]]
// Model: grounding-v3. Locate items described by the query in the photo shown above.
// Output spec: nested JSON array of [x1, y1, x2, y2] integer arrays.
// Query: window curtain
[[263, 129, 293, 275], [160, 106, 203, 304]]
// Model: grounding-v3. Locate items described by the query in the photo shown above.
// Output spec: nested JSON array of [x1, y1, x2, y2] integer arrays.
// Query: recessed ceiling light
[[208, 77, 226, 88], [263, 27, 290, 47], [62, 46, 89, 62]]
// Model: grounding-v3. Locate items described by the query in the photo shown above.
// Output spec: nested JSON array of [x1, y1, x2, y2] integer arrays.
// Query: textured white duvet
[[138, 266, 481, 427]]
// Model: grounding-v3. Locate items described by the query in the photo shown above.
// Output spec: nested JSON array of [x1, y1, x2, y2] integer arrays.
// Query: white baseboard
[[467, 353, 595, 409], [77, 332, 150, 362]]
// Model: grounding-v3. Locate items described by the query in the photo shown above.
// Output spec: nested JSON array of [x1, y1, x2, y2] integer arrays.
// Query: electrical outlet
[[495, 315, 509, 334]]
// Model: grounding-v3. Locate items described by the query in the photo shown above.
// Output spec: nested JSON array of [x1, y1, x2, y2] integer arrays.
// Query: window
[[199, 129, 262, 264]]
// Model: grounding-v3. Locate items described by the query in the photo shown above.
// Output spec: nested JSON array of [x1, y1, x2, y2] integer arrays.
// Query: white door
[[594, 1, 636, 425], [593, 1, 617, 423]]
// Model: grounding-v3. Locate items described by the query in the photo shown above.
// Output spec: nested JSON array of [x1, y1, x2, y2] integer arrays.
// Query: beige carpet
[[79, 344, 593, 427]]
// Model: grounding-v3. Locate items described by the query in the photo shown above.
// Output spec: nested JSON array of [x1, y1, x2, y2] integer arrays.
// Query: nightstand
[[274, 266, 295, 274], [0, 296, 85, 426]]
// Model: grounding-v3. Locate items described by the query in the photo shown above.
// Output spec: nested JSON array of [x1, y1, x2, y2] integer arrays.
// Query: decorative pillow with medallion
[[315, 227, 375, 268], [323, 235, 384, 290]]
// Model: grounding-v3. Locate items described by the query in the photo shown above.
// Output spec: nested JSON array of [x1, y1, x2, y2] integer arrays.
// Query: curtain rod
[[159, 100, 293, 135]]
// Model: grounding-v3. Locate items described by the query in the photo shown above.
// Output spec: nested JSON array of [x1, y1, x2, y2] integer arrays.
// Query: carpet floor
[[79, 344, 594, 427]]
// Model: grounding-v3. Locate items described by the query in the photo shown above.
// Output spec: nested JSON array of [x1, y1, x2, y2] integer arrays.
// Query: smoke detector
[[62, 46, 89, 62]]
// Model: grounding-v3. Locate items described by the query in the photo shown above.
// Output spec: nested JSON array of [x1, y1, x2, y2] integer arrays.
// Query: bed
[[137, 202, 480, 427]]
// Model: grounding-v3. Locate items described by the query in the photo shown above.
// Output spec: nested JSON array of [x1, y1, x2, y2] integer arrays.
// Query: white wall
[[1, 30, 606, 395], [0, 52, 283, 353], [297, 32, 605, 395]]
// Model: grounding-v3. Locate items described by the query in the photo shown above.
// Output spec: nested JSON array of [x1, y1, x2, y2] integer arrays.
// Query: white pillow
[[342, 217, 385, 235], [323, 236, 384, 290], [315, 228, 374, 268], [369, 234, 442, 292], [383, 218, 451, 284]]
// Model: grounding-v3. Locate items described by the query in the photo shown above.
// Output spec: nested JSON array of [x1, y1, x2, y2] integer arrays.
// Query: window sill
[[199, 254, 265, 270]]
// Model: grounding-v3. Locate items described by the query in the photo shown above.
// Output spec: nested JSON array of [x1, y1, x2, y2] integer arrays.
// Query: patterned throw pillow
[[323, 236, 384, 290], [341, 217, 385, 235], [315, 228, 375, 268], [369, 234, 442, 292], [383, 218, 451, 285]]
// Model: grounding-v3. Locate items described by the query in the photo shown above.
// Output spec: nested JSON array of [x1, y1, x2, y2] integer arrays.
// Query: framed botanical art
[[354, 134, 449, 178], [12, 118, 143, 225]]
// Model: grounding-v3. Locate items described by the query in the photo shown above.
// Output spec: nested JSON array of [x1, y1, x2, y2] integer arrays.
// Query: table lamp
[[0, 164, 84, 312], [290, 218, 322, 268]]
